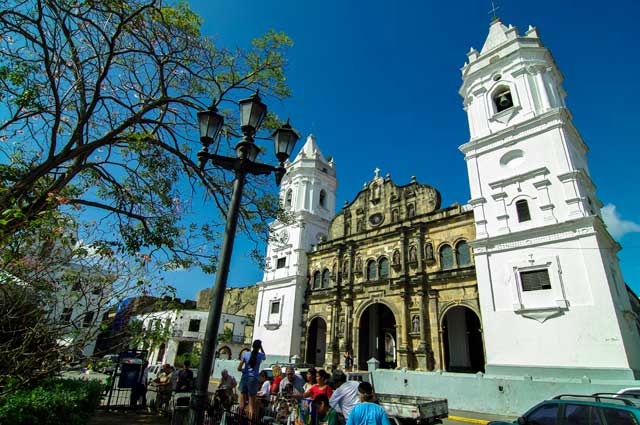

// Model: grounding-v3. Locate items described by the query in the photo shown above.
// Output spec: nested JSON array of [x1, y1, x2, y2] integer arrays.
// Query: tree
[[0, 214, 177, 397], [0, 0, 293, 272]]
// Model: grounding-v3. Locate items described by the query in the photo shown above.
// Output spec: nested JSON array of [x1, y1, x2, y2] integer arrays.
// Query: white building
[[459, 18, 640, 379], [252, 135, 337, 363], [53, 263, 114, 357], [134, 309, 252, 366]]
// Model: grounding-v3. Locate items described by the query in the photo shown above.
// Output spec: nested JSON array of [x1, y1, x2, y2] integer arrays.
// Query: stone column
[[428, 291, 442, 370], [344, 301, 353, 353], [415, 289, 428, 370], [398, 292, 410, 368], [529, 65, 551, 111], [492, 192, 510, 234]]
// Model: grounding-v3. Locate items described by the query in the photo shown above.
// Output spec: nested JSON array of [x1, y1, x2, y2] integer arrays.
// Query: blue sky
[[168, 0, 640, 301]]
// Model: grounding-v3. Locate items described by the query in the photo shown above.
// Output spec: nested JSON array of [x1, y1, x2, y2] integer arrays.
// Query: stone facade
[[197, 286, 258, 318], [301, 172, 483, 372]]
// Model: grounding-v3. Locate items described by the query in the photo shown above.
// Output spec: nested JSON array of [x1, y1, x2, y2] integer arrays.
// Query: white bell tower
[[459, 19, 640, 379], [253, 135, 337, 363]]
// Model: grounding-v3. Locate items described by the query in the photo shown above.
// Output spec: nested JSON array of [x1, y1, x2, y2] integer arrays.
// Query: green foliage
[[127, 314, 175, 352], [0, 0, 294, 274], [0, 378, 104, 425], [175, 344, 201, 368], [217, 326, 234, 343]]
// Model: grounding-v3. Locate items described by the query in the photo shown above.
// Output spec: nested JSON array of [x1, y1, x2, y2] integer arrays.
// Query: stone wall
[[196, 285, 258, 318], [371, 368, 639, 416]]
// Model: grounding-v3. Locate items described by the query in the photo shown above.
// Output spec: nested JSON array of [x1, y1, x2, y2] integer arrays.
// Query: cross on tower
[[488, 0, 500, 20]]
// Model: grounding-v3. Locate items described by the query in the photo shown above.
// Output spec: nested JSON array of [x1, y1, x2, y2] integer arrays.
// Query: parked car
[[146, 364, 162, 385], [488, 394, 640, 425], [615, 388, 640, 399]]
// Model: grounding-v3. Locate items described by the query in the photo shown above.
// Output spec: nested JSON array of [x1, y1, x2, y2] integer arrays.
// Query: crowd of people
[[127, 340, 389, 425], [233, 341, 389, 425], [129, 359, 195, 413]]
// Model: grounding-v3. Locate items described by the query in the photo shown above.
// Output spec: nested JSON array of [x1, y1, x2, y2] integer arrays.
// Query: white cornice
[[460, 108, 584, 158], [470, 216, 600, 254], [488, 167, 550, 189]]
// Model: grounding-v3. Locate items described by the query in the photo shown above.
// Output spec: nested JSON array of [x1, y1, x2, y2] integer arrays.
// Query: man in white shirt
[[329, 371, 360, 420]]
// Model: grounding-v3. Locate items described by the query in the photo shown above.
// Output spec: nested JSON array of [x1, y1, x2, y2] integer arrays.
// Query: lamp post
[[189, 92, 299, 425]]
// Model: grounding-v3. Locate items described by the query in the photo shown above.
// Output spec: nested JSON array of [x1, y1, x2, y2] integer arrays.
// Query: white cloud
[[601, 203, 640, 239]]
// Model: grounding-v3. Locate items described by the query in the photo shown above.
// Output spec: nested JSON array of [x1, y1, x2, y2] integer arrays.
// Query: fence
[[99, 360, 317, 425]]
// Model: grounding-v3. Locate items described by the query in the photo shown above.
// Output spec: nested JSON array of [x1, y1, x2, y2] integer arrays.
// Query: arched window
[[378, 257, 389, 279], [285, 189, 292, 209], [319, 190, 326, 208], [367, 260, 377, 281], [313, 271, 321, 289], [456, 241, 471, 267], [516, 199, 531, 222], [440, 245, 454, 270], [322, 269, 330, 288], [493, 87, 514, 113]]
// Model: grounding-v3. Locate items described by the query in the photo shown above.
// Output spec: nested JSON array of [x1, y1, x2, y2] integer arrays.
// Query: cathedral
[[252, 18, 640, 379]]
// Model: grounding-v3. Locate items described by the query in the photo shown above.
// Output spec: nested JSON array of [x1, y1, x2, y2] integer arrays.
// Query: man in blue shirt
[[346, 382, 390, 425], [279, 366, 305, 398]]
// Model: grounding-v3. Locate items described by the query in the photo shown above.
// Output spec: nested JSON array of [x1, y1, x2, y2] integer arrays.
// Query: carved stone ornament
[[264, 322, 281, 330], [408, 245, 418, 264], [354, 256, 363, 275], [411, 315, 420, 334], [515, 306, 566, 323], [392, 249, 401, 266], [425, 242, 435, 262]]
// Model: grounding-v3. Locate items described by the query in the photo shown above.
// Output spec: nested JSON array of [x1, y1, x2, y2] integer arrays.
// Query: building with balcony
[[133, 309, 253, 366]]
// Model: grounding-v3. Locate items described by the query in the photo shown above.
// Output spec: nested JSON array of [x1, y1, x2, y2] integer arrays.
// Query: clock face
[[369, 213, 384, 226], [280, 230, 289, 244]]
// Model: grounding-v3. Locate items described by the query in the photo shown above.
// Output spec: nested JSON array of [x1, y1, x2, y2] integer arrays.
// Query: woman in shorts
[[237, 339, 266, 419]]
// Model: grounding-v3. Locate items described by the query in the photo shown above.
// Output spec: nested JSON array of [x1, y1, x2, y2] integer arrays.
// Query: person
[[257, 370, 271, 397], [346, 382, 390, 425], [329, 370, 360, 421], [255, 370, 272, 417], [304, 368, 317, 392], [238, 339, 266, 419], [155, 364, 174, 414], [176, 360, 194, 392], [344, 352, 353, 372], [278, 366, 305, 398], [270, 365, 283, 394], [314, 394, 345, 425], [130, 360, 149, 410], [219, 369, 238, 408], [304, 369, 333, 400]]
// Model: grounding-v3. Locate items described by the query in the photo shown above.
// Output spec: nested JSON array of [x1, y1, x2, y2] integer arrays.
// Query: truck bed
[[377, 393, 448, 424]]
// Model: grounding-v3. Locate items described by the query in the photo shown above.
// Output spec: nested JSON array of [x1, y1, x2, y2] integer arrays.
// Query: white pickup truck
[[344, 372, 448, 425]]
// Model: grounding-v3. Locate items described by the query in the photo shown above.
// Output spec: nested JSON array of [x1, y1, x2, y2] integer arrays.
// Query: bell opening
[[494, 89, 514, 113]]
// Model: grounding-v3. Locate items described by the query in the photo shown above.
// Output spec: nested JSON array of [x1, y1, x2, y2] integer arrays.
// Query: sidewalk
[[447, 409, 517, 424], [89, 411, 171, 425]]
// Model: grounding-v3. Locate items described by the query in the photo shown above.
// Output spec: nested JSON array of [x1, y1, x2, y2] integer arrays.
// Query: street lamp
[[190, 92, 299, 425]]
